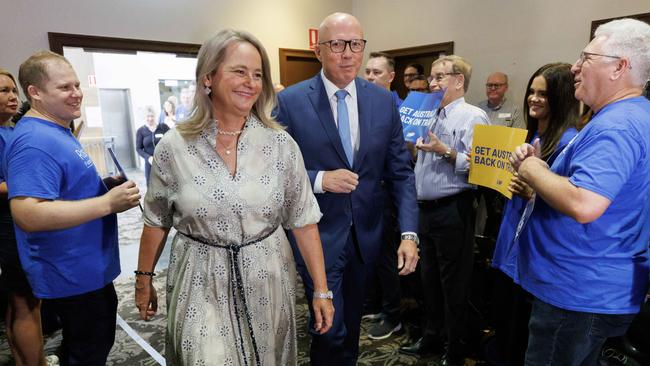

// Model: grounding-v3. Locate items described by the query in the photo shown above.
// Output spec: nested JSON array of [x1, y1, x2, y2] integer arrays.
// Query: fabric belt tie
[[179, 225, 279, 366]]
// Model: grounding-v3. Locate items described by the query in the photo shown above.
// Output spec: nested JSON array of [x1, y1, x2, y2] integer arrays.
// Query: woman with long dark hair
[[489, 63, 580, 365]]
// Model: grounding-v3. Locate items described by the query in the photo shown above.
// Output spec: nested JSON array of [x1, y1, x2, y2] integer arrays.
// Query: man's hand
[[322, 169, 359, 193], [415, 130, 448, 155], [397, 239, 419, 275], [510, 138, 541, 171], [518, 157, 549, 184], [105, 180, 141, 213]]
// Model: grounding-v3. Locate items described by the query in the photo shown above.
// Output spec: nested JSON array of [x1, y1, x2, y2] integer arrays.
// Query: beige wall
[[354, 0, 650, 107], [2, 0, 648, 107], [0, 0, 351, 84]]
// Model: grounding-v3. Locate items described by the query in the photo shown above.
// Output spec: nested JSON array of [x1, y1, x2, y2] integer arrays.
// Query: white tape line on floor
[[116, 314, 166, 365]]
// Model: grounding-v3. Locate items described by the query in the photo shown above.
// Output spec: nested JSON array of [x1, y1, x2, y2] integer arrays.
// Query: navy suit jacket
[[275, 74, 418, 270]]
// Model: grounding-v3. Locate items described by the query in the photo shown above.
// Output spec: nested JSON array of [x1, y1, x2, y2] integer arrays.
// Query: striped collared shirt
[[415, 97, 489, 200]]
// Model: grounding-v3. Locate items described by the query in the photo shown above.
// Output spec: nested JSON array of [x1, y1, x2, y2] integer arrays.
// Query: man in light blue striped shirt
[[400, 55, 488, 365]]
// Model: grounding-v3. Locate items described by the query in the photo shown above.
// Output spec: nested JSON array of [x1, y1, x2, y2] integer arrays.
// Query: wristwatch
[[442, 148, 452, 160], [401, 233, 419, 245], [314, 290, 334, 300]]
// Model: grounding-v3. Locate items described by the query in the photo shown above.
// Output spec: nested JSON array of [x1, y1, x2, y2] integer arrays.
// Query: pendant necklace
[[217, 135, 237, 155]]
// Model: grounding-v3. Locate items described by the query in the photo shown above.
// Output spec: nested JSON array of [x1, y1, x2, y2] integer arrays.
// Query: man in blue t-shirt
[[5, 51, 141, 366], [510, 19, 650, 365]]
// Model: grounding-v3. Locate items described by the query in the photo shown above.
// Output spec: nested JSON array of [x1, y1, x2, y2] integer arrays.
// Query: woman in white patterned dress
[[134, 29, 334, 366]]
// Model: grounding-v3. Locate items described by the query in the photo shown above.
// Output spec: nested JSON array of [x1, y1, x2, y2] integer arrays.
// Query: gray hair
[[432, 55, 472, 92], [595, 18, 650, 86], [176, 29, 280, 138]]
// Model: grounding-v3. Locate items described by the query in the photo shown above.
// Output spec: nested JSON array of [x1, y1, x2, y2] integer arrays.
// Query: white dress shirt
[[314, 71, 360, 194]]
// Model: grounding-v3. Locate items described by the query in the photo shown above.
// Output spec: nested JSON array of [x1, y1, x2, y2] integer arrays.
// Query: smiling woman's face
[[207, 41, 263, 119], [0, 74, 19, 123]]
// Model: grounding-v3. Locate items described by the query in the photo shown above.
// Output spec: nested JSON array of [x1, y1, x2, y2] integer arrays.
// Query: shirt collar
[[488, 97, 506, 111], [438, 96, 465, 118], [321, 70, 357, 101]]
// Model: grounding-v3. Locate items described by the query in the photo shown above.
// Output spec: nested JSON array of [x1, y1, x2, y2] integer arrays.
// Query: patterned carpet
[[0, 270, 445, 366], [0, 168, 456, 365]]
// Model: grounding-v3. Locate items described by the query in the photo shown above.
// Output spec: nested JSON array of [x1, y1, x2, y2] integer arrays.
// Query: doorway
[[382, 42, 454, 99], [99, 89, 136, 169], [279, 48, 321, 87]]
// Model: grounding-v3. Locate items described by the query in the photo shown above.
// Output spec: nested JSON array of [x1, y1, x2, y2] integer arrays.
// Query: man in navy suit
[[275, 12, 419, 366]]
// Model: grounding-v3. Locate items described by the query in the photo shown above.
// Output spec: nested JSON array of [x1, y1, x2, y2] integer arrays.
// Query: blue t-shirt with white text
[[4, 116, 119, 298]]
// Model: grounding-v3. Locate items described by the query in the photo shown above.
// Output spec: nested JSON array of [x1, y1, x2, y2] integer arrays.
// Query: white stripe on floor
[[116, 314, 166, 365]]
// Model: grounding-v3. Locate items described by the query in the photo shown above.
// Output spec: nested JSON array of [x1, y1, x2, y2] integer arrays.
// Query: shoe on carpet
[[368, 319, 403, 340], [361, 311, 384, 322], [399, 336, 443, 356]]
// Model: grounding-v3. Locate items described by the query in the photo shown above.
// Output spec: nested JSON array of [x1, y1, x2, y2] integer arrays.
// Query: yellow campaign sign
[[468, 125, 527, 199]]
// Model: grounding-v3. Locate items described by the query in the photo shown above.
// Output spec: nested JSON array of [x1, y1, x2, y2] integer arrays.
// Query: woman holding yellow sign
[[489, 62, 580, 365]]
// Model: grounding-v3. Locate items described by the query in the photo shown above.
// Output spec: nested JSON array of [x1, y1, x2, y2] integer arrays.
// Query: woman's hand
[[135, 276, 158, 321], [312, 297, 334, 334], [509, 173, 534, 200]]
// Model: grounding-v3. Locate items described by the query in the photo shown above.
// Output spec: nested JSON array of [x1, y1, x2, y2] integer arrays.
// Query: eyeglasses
[[577, 51, 621, 65], [318, 39, 367, 53], [404, 73, 419, 80], [486, 83, 506, 90], [427, 72, 460, 83]]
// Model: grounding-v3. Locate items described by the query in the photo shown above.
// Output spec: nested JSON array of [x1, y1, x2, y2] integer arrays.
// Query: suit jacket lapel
[[307, 74, 351, 168], [355, 78, 371, 170]]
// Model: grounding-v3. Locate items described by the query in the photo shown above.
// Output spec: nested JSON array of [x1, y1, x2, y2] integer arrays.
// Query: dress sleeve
[[280, 133, 322, 229], [143, 136, 174, 228]]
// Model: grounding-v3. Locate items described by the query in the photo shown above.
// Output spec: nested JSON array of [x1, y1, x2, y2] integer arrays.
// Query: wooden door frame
[[381, 41, 454, 98], [48, 32, 201, 56], [381, 41, 454, 59], [278, 48, 319, 86]]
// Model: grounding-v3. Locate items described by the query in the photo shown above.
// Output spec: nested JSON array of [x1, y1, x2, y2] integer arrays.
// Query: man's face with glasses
[[485, 73, 508, 106], [315, 17, 365, 89], [429, 61, 463, 106], [403, 66, 419, 88], [571, 36, 623, 110]]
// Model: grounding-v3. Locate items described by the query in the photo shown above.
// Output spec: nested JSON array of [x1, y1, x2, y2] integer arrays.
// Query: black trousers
[[46, 283, 118, 366], [418, 190, 475, 358]]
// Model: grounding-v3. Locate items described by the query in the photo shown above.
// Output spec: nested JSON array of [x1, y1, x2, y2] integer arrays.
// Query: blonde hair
[[0, 68, 18, 126], [18, 51, 71, 102], [0, 68, 17, 88], [176, 29, 280, 138], [432, 55, 472, 92]]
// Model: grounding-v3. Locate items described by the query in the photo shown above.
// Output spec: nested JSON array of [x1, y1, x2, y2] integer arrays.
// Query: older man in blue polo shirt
[[510, 18, 650, 365]]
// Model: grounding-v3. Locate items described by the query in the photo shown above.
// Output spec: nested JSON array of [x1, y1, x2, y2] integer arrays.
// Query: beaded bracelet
[[134, 270, 156, 277]]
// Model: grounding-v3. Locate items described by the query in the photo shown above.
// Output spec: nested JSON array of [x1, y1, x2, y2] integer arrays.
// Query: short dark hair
[[405, 63, 424, 75], [524, 62, 579, 160], [411, 74, 427, 82], [369, 52, 395, 71]]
